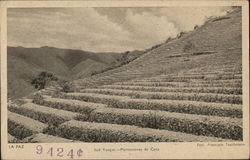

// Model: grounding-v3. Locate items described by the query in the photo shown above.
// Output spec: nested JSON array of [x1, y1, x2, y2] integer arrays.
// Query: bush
[[103, 85, 242, 95], [212, 16, 230, 22], [81, 89, 242, 104], [9, 103, 78, 128], [194, 25, 199, 30], [87, 107, 242, 140], [61, 92, 242, 118], [165, 37, 173, 43], [8, 120, 33, 140], [177, 32, 185, 38], [58, 80, 76, 93], [151, 44, 161, 50], [31, 72, 58, 90], [8, 111, 48, 133], [33, 96, 104, 114], [32, 93, 44, 104], [62, 83, 75, 93], [183, 41, 195, 52], [42, 125, 58, 136], [56, 120, 230, 142], [51, 90, 63, 98], [9, 106, 66, 126]]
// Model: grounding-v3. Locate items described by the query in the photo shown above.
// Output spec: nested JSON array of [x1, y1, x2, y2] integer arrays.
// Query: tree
[[31, 72, 58, 90]]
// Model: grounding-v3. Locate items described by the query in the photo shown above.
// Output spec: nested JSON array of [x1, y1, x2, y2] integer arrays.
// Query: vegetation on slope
[[7, 47, 145, 99], [7, 7, 243, 142]]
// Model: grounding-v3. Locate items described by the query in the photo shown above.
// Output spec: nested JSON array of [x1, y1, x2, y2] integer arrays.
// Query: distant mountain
[[7, 46, 144, 99]]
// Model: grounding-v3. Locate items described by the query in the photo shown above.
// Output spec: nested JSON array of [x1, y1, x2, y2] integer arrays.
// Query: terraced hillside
[[8, 8, 243, 142], [72, 8, 242, 88]]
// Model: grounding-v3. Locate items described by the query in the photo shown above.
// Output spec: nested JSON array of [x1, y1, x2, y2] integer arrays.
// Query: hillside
[[7, 46, 144, 99], [72, 8, 242, 88], [8, 8, 243, 143]]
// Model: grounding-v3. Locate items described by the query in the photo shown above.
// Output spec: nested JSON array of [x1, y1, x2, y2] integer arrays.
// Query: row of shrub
[[8, 103, 77, 126], [33, 96, 106, 114], [9, 107, 66, 126], [8, 111, 48, 133], [81, 89, 243, 104], [199, 79, 242, 83], [119, 81, 242, 88], [8, 120, 33, 140], [102, 85, 242, 95], [86, 107, 242, 140], [136, 75, 242, 82], [30, 95, 242, 139], [116, 81, 179, 87], [56, 120, 227, 142], [58, 93, 242, 118]]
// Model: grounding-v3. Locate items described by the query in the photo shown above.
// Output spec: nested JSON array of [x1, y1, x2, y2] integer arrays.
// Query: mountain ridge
[[7, 46, 144, 99]]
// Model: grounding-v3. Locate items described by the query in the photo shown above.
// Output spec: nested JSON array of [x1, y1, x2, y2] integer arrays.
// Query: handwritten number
[[47, 147, 53, 157], [36, 146, 83, 158], [36, 145, 43, 154], [67, 149, 74, 159], [57, 148, 64, 157]]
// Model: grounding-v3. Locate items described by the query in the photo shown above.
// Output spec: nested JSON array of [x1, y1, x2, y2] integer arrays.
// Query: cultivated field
[[7, 8, 243, 142], [8, 63, 243, 142]]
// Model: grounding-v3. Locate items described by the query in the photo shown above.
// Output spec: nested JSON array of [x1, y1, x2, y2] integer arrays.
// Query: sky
[[8, 7, 230, 52]]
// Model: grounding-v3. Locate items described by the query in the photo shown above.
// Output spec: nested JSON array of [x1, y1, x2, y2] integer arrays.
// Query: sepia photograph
[[1, 0, 249, 159], [7, 6, 244, 143]]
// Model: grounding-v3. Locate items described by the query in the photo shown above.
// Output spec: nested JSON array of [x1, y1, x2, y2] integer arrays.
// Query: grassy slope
[[73, 9, 242, 88]]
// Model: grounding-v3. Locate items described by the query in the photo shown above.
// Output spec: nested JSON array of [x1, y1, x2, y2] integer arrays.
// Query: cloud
[[157, 7, 229, 31], [124, 9, 179, 48], [7, 7, 231, 52], [8, 8, 132, 52]]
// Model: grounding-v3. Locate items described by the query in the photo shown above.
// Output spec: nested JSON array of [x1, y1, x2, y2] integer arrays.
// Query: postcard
[[1, 0, 249, 159]]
